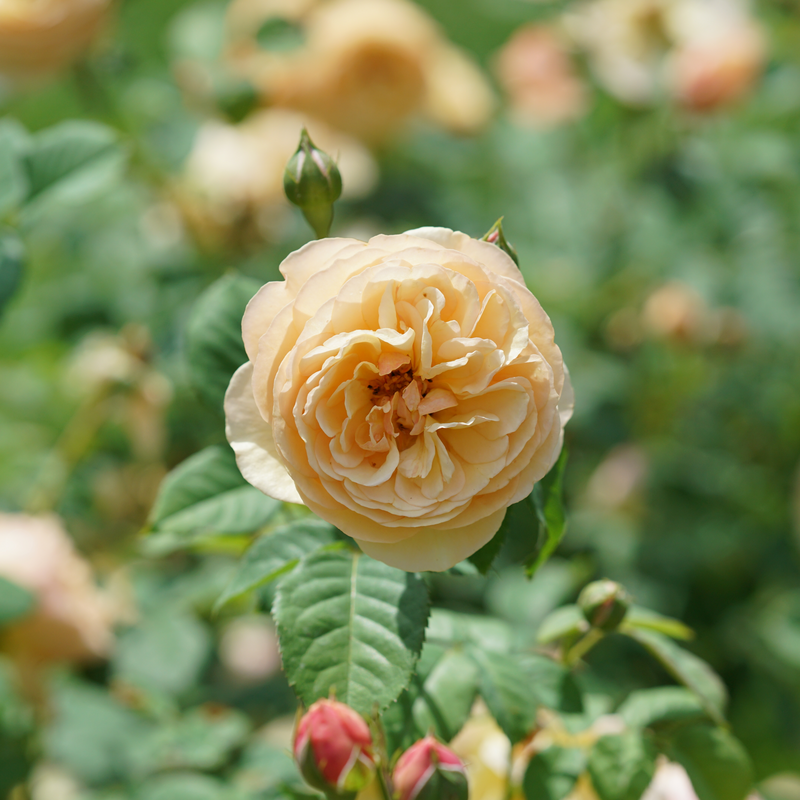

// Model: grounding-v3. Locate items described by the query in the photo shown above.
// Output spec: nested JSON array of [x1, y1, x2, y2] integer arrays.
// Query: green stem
[[563, 627, 605, 667]]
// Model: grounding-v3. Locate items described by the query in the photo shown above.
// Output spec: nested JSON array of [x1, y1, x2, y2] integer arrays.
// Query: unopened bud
[[284, 128, 342, 239], [294, 698, 375, 799], [578, 580, 631, 631], [392, 736, 469, 800], [481, 217, 519, 266]]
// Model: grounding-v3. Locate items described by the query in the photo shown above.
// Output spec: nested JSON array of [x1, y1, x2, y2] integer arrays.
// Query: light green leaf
[[0, 120, 31, 217], [146, 446, 280, 549], [0, 230, 25, 320], [618, 687, 707, 730], [0, 575, 34, 625], [627, 629, 727, 726], [185, 273, 260, 410], [256, 16, 305, 51], [127, 706, 251, 777], [273, 550, 429, 715], [412, 650, 480, 741], [426, 608, 515, 653], [621, 606, 694, 641], [528, 449, 568, 577], [467, 647, 538, 743], [666, 724, 753, 800], [215, 518, 337, 611], [524, 747, 586, 800], [537, 604, 589, 644], [113, 613, 211, 696], [22, 121, 124, 206], [588, 732, 657, 800], [135, 772, 247, 800]]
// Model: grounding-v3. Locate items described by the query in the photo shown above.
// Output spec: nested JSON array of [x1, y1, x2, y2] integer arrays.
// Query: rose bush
[[225, 228, 572, 571]]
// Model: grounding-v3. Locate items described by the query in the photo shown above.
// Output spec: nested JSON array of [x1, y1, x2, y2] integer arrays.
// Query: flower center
[[366, 365, 416, 404]]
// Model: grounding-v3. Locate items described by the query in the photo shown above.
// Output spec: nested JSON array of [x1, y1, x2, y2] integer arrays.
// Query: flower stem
[[563, 627, 605, 667]]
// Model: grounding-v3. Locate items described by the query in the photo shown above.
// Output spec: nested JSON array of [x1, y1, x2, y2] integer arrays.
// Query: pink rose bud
[[392, 736, 469, 800], [294, 699, 375, 797]]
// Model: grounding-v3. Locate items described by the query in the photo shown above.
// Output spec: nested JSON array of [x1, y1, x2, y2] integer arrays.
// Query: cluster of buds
[[294, 699, 469, 799]]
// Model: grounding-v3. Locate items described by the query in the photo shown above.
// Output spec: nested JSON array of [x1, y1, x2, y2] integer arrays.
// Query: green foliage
[[627, 629, 727, 726], [185, 274, 261, 411], [215, 518, 337, 610], [524, 747, 586, 800], [274, 549, 429, 715], [617, 687, 707, 730], [0, 230, 24, 319], [587, 733, 658, 800], [528, 449, 568, 577], [0, 575, 34, 625], [665, 724, 753, 800], [146, 445, 281, 551]]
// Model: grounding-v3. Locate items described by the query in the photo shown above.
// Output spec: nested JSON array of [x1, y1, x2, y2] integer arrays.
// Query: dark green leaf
[[185, 273, 260, 411], [588, 732, 657, 800], [468, 524, 506, 574], [666, 724, 753, 800], [0, 575, 34, 625], [537, 605, 589, 645], [621, 606, 694, 641], [524, 747, 585, 800], [519, 654, 584, 714], [626, 629, 727, 726], [468, 647, 537, 743], [497, 493, 541, 568], [22, 121, 124, 205], [412, 650, 480, 741], [618, 687, 707, 730], [274, 550, 429, 715], [215, 518, 337, 611], [528, 449, 568, 576], [0, 230, 25, 320], [146, 446, 280, 550]]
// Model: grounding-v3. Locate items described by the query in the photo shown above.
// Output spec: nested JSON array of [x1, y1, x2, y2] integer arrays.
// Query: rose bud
[[294, 699, 376, 797], [393, 736, 469, 800], [481, 217, 519, 266], [578, 579, 631, 632], [284, 127, 343, 239]]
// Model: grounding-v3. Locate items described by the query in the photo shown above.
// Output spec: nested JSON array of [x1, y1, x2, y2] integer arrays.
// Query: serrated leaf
[[215, 519, 337, 611], [524, 746, 586, 800], [0, 575, 34, 625], [0, 230, 25, 319], [621, 606, 694, 641], [185, 273, 260, 411], [274, 550, 429, 715], [412, 650, 479, 741], [588, 732, 657, 800], [618, 687, 707, 730], [528, 449, 568, 576], [626, 629, 727, 726], [467, 647, 537, 743], [22, 121, 124, 206], [537, 604, 589, 644], [666, 724, 753, 800], [146, 446, 280, 549]]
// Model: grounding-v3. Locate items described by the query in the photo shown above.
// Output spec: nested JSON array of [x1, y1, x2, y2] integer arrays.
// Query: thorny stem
[[563, 627, 606, 667], [372, 712, 393, 800]]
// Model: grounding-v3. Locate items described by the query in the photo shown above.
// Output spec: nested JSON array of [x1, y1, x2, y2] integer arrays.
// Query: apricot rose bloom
[[225, 228, 573, 572]]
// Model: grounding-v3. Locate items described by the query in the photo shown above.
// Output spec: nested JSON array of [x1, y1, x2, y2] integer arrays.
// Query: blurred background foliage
[[0, 0, 799, 796]]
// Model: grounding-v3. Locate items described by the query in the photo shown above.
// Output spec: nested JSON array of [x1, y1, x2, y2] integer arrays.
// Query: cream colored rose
[[565, 0, 764, 110], [0, 0, 111, 81], [224, 0, 494, 143], [0, 513, 113, 666], [225, 228, 572, 572]]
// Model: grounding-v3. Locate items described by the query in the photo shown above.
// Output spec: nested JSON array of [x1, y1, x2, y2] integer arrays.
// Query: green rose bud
[[481, 217, 519, 266], [578, 580, 631, 631], [284, 128, 343, 239]]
